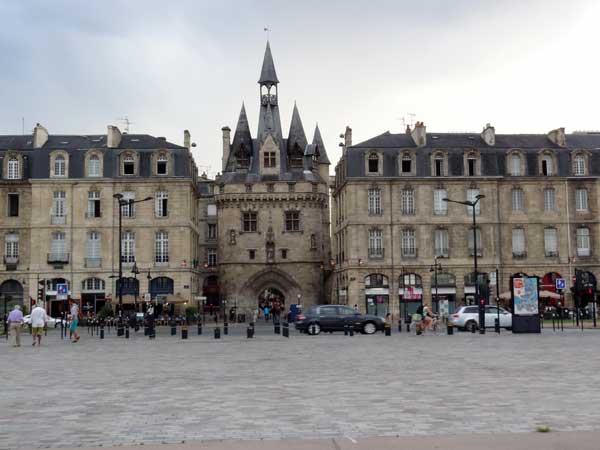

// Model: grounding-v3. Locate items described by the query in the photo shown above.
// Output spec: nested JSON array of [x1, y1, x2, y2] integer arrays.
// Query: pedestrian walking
[[263, 305, 270, 321], [6, 305, 24, 347], [272, 301, 281, 324], [30, 303, 49, 346], [69, 299, 81, 343]]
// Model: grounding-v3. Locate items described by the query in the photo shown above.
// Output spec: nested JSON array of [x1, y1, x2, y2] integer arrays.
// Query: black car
[[295, 305, 386, 335]]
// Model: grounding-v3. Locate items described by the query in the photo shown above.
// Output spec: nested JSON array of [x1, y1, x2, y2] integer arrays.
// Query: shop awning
[[431, 287, 456, 295]]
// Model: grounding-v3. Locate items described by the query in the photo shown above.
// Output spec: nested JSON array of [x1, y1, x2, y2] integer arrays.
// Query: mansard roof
[[0, 133, 184, 150]]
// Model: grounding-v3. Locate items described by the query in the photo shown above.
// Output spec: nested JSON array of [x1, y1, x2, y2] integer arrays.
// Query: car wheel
[[307, 322, 321, 335], [363, 322, 377, 335], [466, 321, 478, 332]]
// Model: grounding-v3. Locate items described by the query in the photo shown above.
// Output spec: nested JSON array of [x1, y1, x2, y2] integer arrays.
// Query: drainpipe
[[495, 180, 503, 294], [565, 179, 573, 281], [388, 180, 395, 319]]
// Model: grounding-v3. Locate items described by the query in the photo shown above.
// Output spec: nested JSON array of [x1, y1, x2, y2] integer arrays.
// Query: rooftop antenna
[[118, 116, 133, 134], [22, 117, 25, 135], [264, 27, 271, 40]]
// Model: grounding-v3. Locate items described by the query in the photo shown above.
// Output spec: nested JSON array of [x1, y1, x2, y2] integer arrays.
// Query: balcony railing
[[47, 253, 70, 263], [51, 215, 66, 225], [368, 248, 385, 259], [85, 257, 102, 268]]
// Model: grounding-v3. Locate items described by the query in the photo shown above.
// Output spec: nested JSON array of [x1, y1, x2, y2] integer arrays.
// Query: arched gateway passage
[[238, 268, 301, 314]]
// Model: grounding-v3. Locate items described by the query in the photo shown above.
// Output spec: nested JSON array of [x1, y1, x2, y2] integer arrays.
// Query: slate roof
[[346, 131, 600, 178], [258, 41, 279, 85], [287, 103, 308, 153], [312, 124, 330, 165], [0, 134, 184, 150]]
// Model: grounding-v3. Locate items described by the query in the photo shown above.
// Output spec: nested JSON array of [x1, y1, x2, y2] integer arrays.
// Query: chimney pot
[[183, 130, 191, 149], [33, 123, 49, 148], [107, 125, 122, 149], [481, 123, 495, 146], [410, 122, 426, 147], [547, 127, 566, 147]]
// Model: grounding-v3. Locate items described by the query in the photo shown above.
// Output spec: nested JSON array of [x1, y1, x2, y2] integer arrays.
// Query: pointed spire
[[312, 123, 330, 164], [232, 102, 252, 148], [287, 102, 308, 153], [258, 41, 279, 85]]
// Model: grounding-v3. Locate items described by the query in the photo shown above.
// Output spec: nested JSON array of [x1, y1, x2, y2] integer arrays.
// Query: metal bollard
[[181, 326, 188, 339], [170, 325, 176, 336], [117, 323, 124, 337], [274, 322, 280, 334], [149, 325, 156, 339], [224, 322, 229, 335], [144, 325, 149, 336], [247, 325, 254, 338], [406, 316, 412, 332], [471, 324, 476, 333], [385, 323, 391, 336], [125, 325, 130, 339], [310, 323, 316, 335], [197, 323, 202, 335], [344, 322, 349, 336], [214, 327, 221, 339], [494, 318, 500, 334], [447, 323, 454, 335], [100, 325, 105, 339], [398, 319, 402, 333], [349, 324, 354, 336], [282, 322, 289, 338]]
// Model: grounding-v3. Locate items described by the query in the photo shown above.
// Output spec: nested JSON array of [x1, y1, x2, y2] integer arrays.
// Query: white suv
[[448, 305, 512, 332]]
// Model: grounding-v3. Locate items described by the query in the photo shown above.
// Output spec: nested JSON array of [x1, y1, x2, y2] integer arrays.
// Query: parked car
[[448, 305, 512, 332], [295, 305, 386, 335], [22, 315, 66, 328]]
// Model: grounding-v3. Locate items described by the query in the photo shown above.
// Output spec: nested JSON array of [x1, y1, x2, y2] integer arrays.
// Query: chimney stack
[[107, 125, 122, 149], [411, 121, 426, 147], [33, 123, 49, 148], [183, 130, 191, 149], [344, 126, 352, 147], [221, 126, 231, 171], [547, 127, 566, 147], [481, 123, 495, 146]]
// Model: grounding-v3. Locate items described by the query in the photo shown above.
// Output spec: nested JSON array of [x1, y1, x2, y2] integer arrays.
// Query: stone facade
[[0, 125, 205, 316], [332, 124, 600, 317], [213, 42, 332, 315]]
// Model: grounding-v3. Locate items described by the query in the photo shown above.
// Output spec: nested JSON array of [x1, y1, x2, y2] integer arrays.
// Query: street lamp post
[[113, 193, 153, 336], [443, 194, 486, 334], [430, 256, 442, 314]]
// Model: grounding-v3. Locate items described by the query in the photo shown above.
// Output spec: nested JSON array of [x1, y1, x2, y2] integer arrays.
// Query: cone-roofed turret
[[258, 41, 279, 85], [287, 102, 308, 153], [231, 102, 252, 148], [312, 124, 330, 164]]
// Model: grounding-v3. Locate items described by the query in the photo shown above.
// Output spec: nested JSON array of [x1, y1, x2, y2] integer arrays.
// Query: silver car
[[448, 305, 512, 332]]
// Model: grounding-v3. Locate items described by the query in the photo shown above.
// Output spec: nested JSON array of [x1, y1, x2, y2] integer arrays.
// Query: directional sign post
[[56, 283, 68, 301]]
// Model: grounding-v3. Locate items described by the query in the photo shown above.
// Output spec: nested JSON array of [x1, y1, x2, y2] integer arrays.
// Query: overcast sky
[[1, 0, 599, 176]]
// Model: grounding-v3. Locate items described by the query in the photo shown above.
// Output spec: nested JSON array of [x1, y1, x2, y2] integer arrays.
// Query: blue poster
[[513, 277, 539, 316]]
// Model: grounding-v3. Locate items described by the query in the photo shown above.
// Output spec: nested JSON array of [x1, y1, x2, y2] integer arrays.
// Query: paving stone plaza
[[1, 325, 600, 449]]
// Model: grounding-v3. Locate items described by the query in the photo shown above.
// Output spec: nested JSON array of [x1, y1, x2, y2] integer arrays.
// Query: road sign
[[56, 283, 68, 300], [556, 278, 566, 290]]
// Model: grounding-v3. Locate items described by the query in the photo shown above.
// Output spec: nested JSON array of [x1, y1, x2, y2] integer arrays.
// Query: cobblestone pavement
[[1, 325, 600, 449]]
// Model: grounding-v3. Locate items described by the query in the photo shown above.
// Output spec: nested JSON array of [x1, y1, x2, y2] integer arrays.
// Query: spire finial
[[258, 40, 279, 85]]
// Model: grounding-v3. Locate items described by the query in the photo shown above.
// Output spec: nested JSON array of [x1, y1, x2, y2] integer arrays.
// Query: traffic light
[[30, 297, 36, 308], [37, 279, 45, 303]]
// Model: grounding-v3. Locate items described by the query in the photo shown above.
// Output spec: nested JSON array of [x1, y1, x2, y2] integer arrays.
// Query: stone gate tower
[[215, 41, 331, 313]]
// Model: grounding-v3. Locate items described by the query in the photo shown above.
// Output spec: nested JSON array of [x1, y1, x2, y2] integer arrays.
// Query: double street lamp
[[430, 256, 443, 314], [443, 194, 486, 334], [113, 193, 153, 332]]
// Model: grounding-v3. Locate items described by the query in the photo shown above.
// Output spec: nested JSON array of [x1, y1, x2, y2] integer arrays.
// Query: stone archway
[[238, 268, 301, 311]]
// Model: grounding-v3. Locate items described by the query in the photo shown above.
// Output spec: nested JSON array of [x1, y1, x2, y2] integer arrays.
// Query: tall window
[[577, 227, 591, 257], [285, 211, 300, 232], [207, 248, 217, 267], [401, 229, 416, 257], [122, 231, 135, 263], [573, 154, 585, 176], [243, 212, 257, 232], [544, 228, 558, 256], [85, 231, 101, 266], [433, 189, 447, 215], [466, 189, 481, 215], [467, 156, 477, 176], [368, 153, 379, 173], [264, 152, 276, 168], [5, 233, 19, 260], [155, 191, 168, 217], [155, 231, 169, 263], [575, 188, 588, 212], [467, 228, 482, 256], [368, 228, 383, 257], [7, 157, 19, 179], [510, 154, 522, 176], [7, 193, 19, 217], [208, 223, 217, 239], [401, 188, 415, 215], [82, 278, 105, 291], [401, 154, 412, 174], [156, 154, 168, 175], [511, 188, 524, 211], [541, 154, 553, 176], [54, 155, 66, 177], [87, 191, 101, 218], [121, 192, 135, 217], [51, 231, 66, 258], [434, 229, 448, 257], [512, 228, 525, 256], [434, 155, 444, 177], [367, 188, 381, 215], [543, 188, 555, 211], [52, 191, 66, 224], [88, 154, 101, 177], [123, 155, 135, 175]]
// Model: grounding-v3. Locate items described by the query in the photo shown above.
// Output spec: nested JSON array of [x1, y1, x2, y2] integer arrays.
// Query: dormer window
[[400, 152, 413, 175], [156, 154, 168, 175], [7, 157, 20, 180], [289, 143, 303, 168], [573, 153, 586, 176], [88, 154, 101, 177], [123, 155, 135, 175], [54, 155, 66, 177], [264, 152, 276, 168], [509, 153, 522, 176], [236, 144, 250, 169], [540, 153, 554, 176], [433, 153, 445, 176], [368, 153, 379, 173]]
